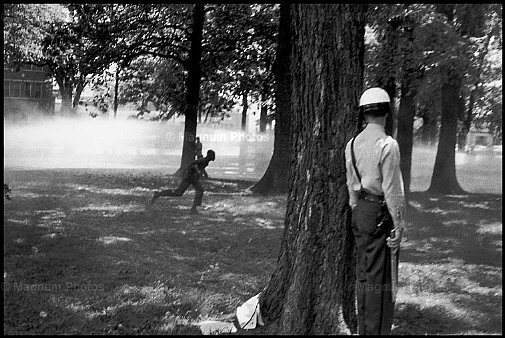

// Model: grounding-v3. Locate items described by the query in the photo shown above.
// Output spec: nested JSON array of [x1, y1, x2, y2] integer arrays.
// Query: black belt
[[358, 189, 385, 204]]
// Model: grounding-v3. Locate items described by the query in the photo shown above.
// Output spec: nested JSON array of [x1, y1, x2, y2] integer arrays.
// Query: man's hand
[[386, 227, 403, 253]]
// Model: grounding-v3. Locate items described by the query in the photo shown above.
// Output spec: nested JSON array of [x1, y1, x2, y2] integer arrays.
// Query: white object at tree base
[[236, 293, 264, 330]]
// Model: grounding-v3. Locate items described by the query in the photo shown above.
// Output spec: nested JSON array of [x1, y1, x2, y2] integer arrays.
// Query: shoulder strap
[[351, 137, 363, 189]]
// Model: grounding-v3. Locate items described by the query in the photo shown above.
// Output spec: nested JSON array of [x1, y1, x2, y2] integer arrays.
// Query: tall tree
[[427, 4, 489, 194], [250, 4, 292, 195], [259, 4, 367, 334], [396, 13, 423, 195], [177, 4, 205, 175]]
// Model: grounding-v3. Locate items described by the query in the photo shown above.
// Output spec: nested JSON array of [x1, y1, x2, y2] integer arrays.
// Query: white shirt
[[344, 123, 406, 229]]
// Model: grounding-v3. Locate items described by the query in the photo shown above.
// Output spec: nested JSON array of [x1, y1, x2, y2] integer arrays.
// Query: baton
[[390, 228, 399, 303]]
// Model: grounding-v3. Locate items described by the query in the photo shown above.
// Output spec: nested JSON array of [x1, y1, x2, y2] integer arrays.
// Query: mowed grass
[[3, 165, 502, 335]]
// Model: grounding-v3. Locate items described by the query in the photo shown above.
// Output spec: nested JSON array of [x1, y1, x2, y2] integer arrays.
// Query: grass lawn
[[3, 168, 502, 334]]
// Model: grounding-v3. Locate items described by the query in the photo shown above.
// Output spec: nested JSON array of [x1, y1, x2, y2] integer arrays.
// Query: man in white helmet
[[344, 87, 406, 335]]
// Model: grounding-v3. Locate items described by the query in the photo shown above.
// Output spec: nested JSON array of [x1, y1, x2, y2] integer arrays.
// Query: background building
[[4, 65, 55, 119]]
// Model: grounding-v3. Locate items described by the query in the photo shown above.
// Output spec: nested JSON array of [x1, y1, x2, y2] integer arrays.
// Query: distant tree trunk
[[396, 23, 419, 196], [375, 17, 402, 136], [73, 80, 85, 112], [259, 89, 268, 133], [175, 4, 205, 176], [259, 4, 367, 334], [113, 67, 120, 119], [204, 107, 211, 123], [250, 4, 292, 195], [57, 77, 73, 114], [428, 73, 465, 194], [397, 83, 416, 195], [428, 4, 466, 194], [241, 91, 248, 131], [420, 111, 437, 146], [421, 115, 430, 145], [384, 82, 395, 137], [458, 34, 491, 149]]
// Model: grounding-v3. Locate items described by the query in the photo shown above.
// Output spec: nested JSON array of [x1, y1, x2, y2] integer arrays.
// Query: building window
[[33, 83, 42, 98], [10, 82, 21, 97], [24, 82, 31, 98], [3, 80, 45, 98]]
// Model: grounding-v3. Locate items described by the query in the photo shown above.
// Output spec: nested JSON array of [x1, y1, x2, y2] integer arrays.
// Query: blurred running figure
[[151, 150, 215, 214]]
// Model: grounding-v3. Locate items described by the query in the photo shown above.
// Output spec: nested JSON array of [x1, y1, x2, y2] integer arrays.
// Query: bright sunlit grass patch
[[97, 236, 133, 245], [476, 221, 502, 235]]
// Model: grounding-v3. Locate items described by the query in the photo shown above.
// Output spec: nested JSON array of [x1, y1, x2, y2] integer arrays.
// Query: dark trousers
[[352, 197, 394, 335], [158, 177, 203, 209]]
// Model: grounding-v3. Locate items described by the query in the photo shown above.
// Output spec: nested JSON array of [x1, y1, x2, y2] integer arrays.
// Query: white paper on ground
[[236, 293, 264, 330]]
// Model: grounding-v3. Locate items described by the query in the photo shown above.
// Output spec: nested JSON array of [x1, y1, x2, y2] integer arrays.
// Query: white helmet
[[359, 87, 390, 106]]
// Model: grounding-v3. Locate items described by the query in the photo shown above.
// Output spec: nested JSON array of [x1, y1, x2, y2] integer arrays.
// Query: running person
[[151, 150, 215, 214]]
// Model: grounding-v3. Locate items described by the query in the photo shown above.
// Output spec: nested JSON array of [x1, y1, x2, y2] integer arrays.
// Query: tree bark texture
[[177, 4, 205, 175], [428, 73, 465, 194], [259, 4, 367, 334], [250, 4, 292, 195]]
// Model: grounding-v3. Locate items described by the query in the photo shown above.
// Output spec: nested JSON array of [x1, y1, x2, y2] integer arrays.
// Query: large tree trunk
[[175, 4, 205, 176], [251, 4, 292, 195], [259, 4, 367, 334], [241, 91, 248, 131], [427, 73, 465, 194]]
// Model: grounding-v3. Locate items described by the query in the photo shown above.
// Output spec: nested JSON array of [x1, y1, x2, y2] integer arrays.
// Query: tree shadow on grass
[[393, 296, 502, 335], [402, 192, 502, 267], [393, 303, 472, 335], [394, 192, 502, 335]]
